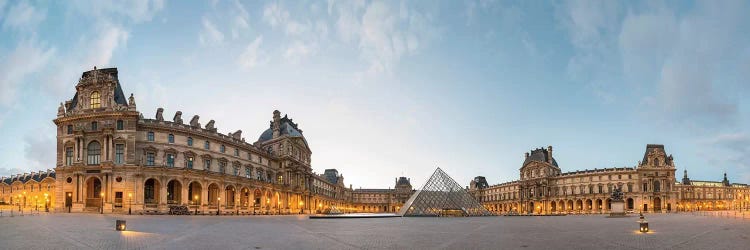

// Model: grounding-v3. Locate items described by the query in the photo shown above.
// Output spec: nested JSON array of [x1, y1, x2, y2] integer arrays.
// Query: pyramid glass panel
[[399, 168, 493, 217]]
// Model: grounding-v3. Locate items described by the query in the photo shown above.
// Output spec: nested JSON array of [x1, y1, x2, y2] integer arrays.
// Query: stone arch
[[626, 198, 634, 210], [84, 176, 102, 208], [585, 199, 593, 212], [144, 178, 161, 205], [567, 200, 574, 211], [576, 199, 583, 211], [207, 183, 220, 206], [166, 179, 182, 204], [188, 181, 202, 205], [225, 184, 236, 208], [239, 186, 250, 209]]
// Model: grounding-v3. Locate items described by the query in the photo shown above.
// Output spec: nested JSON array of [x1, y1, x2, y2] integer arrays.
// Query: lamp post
[[299, 201, 304, 214], [194, 195, 199, 215], [128, 193, 132, 215], [100, 192, 104, 214], [44, 193, 49, 212], [67, 193, 72, 213], [34, 196, 38, 212], [217, 197, 221, 215]]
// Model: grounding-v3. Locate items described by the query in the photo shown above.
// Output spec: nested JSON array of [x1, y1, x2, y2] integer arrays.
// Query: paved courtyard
[[1, 212, 749, 250]]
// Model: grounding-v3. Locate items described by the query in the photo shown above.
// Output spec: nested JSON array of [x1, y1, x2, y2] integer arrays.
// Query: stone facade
[[0, 67, 409, 214], [470, 145, 750, 214]]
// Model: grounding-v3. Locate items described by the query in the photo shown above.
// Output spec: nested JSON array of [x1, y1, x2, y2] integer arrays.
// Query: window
[[90, 91, 101, 108], [654, 180, 661, 192], [168, 134, 174, 143], [116, 120, 124, 130], [204, 141, 210, 150], [643, 183, 648, 192], [187, 137, 193, 146], [65, 147, 73, 166], [186, 157, 194, 169], [234, 148, 239, 156], [67, 125, 73, 134], [245, 167, 251, 178], [204, 159, 211, 170], [91, 121, 98, 130], [87, 141, 101, 165], [166, 153, 175, 167], [219, 161, 226, 173], [115, 144, 124, 165], [147, 132, 155, 141], [233, 166, 239, 176], [256, 169, 263, 180], [220, 145, 225, 153], [598, 185, 603, 193], [248, 153, 253, 161], [146, 152, 155, 166]]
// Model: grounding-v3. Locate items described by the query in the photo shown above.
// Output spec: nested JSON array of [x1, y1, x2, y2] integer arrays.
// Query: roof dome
[[257, 115, 304, 142]]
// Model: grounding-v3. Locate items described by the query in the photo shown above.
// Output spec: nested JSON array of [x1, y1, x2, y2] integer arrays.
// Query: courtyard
[[1, 212, 749, 249]]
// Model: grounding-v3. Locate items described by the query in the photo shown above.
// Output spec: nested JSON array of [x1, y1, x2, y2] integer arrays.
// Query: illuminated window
[[186, 157, 194, 169], [90, 91, 101, 108], [166, 154, 174, 167]]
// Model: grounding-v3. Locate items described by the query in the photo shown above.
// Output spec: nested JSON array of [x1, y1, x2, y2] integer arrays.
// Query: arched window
[[87, 141, 101, 165], [90, 91, 101, 108]]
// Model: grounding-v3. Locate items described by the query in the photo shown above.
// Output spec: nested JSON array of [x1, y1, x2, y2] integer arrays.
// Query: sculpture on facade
[[189, 115, 200, 127], [173, 111, 183, 124], [206, 120, 216, 132], [156, 108, 164, 121]]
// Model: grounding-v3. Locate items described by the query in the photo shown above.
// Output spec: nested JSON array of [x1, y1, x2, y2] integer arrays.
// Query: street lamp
[[299, 201, 304, 214], [100, 192, 105, 214], [67, 193, 72, 213], [128, 193, 132, 215], [44, 193, 49, 212], [217, 197, 221, 215], [194, 195, 199, 215], [34, 195, 38, 212]]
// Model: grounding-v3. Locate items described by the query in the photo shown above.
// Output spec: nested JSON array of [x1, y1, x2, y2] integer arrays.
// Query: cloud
[[199, 17, 224, 46], [356, 1, 437, 76], [284, 41, 316, 64], [230, 0, 250, 40], [70, 0, 165, 23], [262, 2, 289, 28], [238, 36, 266, 70], [0, 167, 26, 178], [23, 130, 56, 171], [1, 1, 46, 32], [42, 23, 129, 98], [705, 133, 750, 182], [0, 39, 56, 107], [619, 1, 749, 126]]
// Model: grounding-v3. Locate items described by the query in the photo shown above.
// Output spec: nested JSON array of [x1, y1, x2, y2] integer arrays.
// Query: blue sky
[[1, 0, 750, 189]]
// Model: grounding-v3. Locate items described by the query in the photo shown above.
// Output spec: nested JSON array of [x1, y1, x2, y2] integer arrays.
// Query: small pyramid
[[399, 167, 493, 217]]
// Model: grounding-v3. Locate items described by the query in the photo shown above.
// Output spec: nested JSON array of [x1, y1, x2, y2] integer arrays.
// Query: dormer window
[[90, 91, 101, 108]]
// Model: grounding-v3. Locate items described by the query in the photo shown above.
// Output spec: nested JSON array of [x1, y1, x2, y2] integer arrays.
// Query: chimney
[[525, 152, 529, 158], [272, 110, 281, 137], [547, 146, 553, 163]]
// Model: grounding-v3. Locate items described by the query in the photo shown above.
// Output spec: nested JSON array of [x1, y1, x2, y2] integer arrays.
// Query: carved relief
[[156, 108, 164, 121]]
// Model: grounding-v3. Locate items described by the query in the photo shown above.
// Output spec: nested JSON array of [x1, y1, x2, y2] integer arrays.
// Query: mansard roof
[[522, 148, 558, 168], [258, 115, 304, 142], [69, 67, 128, 110], [641, 144, 666, 164], [1, 170, 56, 185]]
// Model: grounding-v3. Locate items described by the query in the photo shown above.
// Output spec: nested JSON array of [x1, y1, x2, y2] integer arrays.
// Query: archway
[[144, 178, 160, 205], [254, 189, 262, 209], [586, 199, 593, 212], [167, 179, 182, 204], [240, 187, 250, 208], [225, 185, 236, 208], [567, 200, 573, 211], [626, 198, 634, 210], [208, 183, 219, 206], [551, 201, 557, 212], [654, 197, 662, 212], [188, 181, 202, 205], [596, 199, 603, 211], [85, 177, 102, 208], [605, 198, 611, 210], [576, 200, 583, 211]]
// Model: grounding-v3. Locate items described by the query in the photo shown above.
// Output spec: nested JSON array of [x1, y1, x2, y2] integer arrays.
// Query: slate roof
[[258, 115, 304, 142], [641, 144, 665, 165], [522, 148, 558, 167], [1, 171, 55, 185], [69, 68, 128, 110]]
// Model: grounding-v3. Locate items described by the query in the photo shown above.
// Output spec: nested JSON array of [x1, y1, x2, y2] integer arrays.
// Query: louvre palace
[[1, 67, 750, 216]]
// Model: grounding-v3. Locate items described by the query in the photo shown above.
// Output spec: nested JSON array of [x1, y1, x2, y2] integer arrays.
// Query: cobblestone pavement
[[1, 212, 749, 250]]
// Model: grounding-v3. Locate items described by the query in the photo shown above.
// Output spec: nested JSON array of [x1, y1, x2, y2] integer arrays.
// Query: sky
[[1, 0, 750, 189]]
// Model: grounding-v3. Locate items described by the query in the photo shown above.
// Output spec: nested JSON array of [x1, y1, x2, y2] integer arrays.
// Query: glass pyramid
[[399, 168, 493, 217]]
